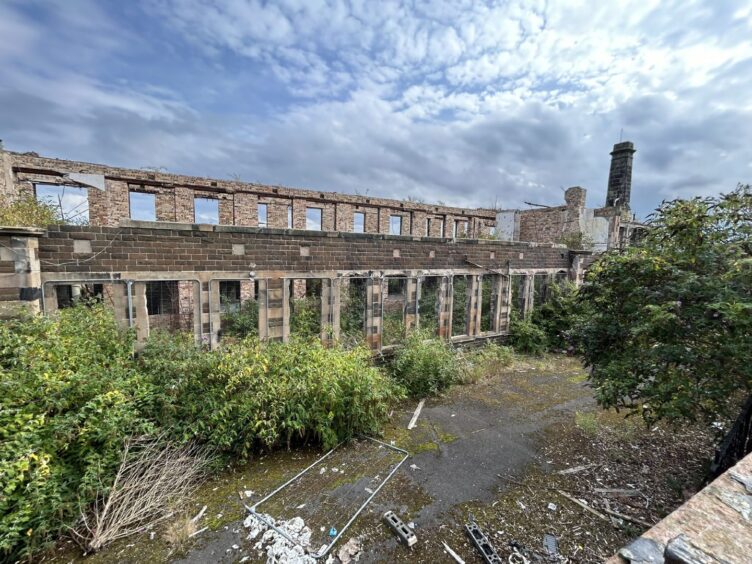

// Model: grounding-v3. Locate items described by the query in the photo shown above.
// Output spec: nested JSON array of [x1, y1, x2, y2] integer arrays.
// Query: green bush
[[531, 281, 579, 351], [290, 296, 321, 339], [0, 305, 401, 559], [221, 299, 259, 339], [461, 341, 514, 383], [0, 194, 62, 227], [509, 315, 548, 356], [139, 336, 401, 456], [0, 305, 151, 559], [389, 330, 461, 396]]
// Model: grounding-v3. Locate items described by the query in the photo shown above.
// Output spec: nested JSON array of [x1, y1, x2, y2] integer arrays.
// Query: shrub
[[0, 194, 61, 227], [0, 305, 151, 559], [220, 299, 259, 339], [389, 330, 461, 397], [508, 315, 548, 356], [138, 336, 401, 456], [460, 341, 514, 383], [531, 281, 580, 351]]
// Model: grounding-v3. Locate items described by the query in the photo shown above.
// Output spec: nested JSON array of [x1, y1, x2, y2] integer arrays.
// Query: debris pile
[[244, 513, 317, 563]]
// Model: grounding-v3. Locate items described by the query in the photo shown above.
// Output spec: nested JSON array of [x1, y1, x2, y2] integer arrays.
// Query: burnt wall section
[[38, 222, 570, 276]]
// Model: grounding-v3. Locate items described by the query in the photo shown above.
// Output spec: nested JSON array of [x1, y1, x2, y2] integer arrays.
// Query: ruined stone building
[[0, 141, 636, 349]]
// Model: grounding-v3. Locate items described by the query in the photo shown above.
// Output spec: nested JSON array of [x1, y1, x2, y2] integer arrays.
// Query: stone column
[[42, 284, 58, 315], [365, 276, 383, 350], [102, 282, 129, 329], [259, 278, 287, 342], [404, 277, 419, 332], [467, 275, 482, 336], [132, 282, 149, 349], [494, 275, 511, 333], [522, 274, 535, 318], [209, 280, 221, 349], [0, 227, 43, 319]]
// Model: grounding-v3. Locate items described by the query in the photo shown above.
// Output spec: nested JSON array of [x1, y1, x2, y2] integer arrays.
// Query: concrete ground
[[49, 355, 594, 563]]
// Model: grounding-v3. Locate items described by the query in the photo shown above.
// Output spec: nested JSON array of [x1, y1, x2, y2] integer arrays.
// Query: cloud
[[0, 0, 750, 220]]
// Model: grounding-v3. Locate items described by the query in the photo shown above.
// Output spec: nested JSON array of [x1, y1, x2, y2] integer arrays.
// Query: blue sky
[[1, 0, 751, 218]]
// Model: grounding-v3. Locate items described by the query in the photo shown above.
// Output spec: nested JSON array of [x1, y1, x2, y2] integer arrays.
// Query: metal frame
[[246, 436, 409, 559]]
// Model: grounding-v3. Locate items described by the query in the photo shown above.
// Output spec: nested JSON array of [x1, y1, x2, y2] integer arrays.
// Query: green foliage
[[0, 305, 151, 559], [508, 314, 548, 356], [138, 335, 401, 456], [452, 276, 468, 335], [461, 341, 514, 383], [531, 281, 580, 351], [559, 231, 594, 250], [0, 194, 61, 227], [572, 185, 752, 424], [340, 280, 367, 347], [290, 296, 321, 339], [221, 299, 259, 339], [0, 305, 401, 559], [574, 411, 599, 435], [389, 330, 461, 396]]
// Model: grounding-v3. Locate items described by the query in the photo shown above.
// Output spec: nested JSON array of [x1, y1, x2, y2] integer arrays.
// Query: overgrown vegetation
[[0, 194, 62, 227], [220, 299, 259, 339], [572, 185, 752, 424], [0, 304, 400, 560], [389, 330, 461, 396], [530, 280, 579, 351], [508, 313, 548, 356]]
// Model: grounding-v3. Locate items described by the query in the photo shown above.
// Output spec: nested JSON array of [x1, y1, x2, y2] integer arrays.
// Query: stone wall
[[2, 149, 496, 238]]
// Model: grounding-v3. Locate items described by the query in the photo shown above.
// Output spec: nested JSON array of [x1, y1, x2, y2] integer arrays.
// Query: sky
[[1, 1, 751, 219]]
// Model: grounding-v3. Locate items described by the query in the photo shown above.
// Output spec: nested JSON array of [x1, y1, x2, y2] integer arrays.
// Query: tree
[[573, 185, 751, 424], [0, 194, 61, 227]]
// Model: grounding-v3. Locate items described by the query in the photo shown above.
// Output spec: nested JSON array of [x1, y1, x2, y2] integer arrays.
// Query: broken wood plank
[[407, 399, 425, 430], [191, 505, 207, 523], [602, 507, 654, 528], [557, 463, 597, 475], [442, 541, 466, 563], [189, 526, 208, 538], [556, 490, 610, 522]]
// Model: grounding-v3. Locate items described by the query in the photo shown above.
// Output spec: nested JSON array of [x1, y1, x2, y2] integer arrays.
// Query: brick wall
[[3, 150, 497, 237], [38, 223, 570, 276]]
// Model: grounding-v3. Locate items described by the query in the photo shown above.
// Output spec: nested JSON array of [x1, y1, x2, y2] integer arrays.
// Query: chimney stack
[[606, 141, 635, 208]]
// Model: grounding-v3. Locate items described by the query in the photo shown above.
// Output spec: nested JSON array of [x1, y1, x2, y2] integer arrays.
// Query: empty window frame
[[510, 275, 526, 318], [129, 191, 156, 221], [389, 215, 402, 235], [383, 277, 406, 346], [258, 203, 268, 228], [53, 283, 103, 309], [35, 184, 89, 224], [489, 225, 497, 238], [451, 275, 470, 336], [340, 277, 367, 347], [145, 281, 178, 316], [289, 278, 322, 338], [288, 205, 293, 228], [453, 219, 469, 238], [353, 212, 365, 233], [194, 197, 219, 224], [306, 207, 322, 230], [219, 280, 258, 339], [533, 273, 549, 308], [419, 276, 442, 336]]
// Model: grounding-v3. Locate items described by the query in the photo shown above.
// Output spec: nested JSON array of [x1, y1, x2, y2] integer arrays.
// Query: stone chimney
[[606, 141, 635, 208]]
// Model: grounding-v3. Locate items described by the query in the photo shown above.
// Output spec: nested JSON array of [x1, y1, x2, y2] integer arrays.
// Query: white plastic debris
[[409, 464, 421, 471], [547, 502, 557, 511], [244, 490, 255, 498]]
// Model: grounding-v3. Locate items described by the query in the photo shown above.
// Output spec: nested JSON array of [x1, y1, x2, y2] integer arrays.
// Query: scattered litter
[[216, 513, 223, 519], [517, 500, 526, 510], [409, 464, 421, 471], [244, 490, 255, 498], [297, 504, 306, 509], [543, 534, 559, 557], [451, 413, 456, 417], [191, 505, 207, 523], [239, 557, 250, 563], [332, 467, 339, 473], [232, 544, 240, 550], [365, 487, 374, 494], [407, 521, 415, 529], [336, 537, 362, 564], [329, 527, 338, 538], [408, 399, 426, 429], [189, 526, 208, 538], [149, 531, 155, 540], [383, 511, 417, 547], [320, 467, 327, 474], [465, 519, 502, 563], [556, 490, 609, 522], [442, 541, 465, 563], [547, 502, 557, 511]]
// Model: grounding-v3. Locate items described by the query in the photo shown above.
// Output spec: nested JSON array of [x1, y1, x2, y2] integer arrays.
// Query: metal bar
[[246, 437, 409, 560]]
